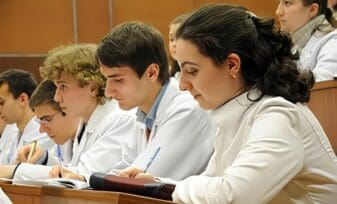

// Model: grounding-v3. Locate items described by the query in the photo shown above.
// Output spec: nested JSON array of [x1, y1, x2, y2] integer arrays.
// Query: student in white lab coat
[[275, 0, 337, 81], [50, 22, 217, 181], [15, 44, 136, 180], [0, 122, 17, 158], [0, 79, 80, 179], [124, 4, 337, 203], [17, 79, 80, 165], [0, 69, 54, 165], [168, 13, 190, 80], [0, 118, 17, 157], [0, 117, 7, 136]]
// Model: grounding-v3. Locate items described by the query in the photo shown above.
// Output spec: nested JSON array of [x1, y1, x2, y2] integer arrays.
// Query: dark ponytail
[[248, 16, 314, 103], [324, 6, 337, 27], [302, 0, 337, 27], [176, 4, 314, 103]]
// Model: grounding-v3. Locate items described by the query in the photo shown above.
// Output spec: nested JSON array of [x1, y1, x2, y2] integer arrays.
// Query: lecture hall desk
[[0, 182, 175, 204]]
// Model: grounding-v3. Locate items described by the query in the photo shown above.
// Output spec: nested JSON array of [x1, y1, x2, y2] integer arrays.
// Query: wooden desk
[[308, 80, 337, 153], [0, 183, 175, 204]]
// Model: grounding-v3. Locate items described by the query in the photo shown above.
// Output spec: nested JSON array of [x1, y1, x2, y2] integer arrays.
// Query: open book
[[13, 176, 89, 189]]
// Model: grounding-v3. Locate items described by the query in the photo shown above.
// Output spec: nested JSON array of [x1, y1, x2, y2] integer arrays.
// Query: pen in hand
[[57, 145, 64, 178], [144, 147, 161, 173], [27, 140, 38, 163]]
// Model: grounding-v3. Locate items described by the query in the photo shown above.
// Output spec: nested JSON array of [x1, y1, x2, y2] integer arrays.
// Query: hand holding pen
[[27, 140, 38, 163]]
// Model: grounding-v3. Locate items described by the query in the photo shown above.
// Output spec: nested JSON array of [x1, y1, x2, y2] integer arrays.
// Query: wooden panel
[[76, 0, 111, 43], [193, 0, 279, 18], [0, 0, 74, 53], [308, 80, 337, 153], [0, 57, 44, 82], [0, 0, 279, 54], [112, 0, 194, 45]]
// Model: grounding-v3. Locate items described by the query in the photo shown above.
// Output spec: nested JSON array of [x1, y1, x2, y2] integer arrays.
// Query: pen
[[27, 140, 38, 163], [144, 147, 161, 173], [56, 145, 64, 178]]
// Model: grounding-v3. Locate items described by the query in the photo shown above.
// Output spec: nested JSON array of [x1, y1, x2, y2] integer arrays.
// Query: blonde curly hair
[[40, 44, 106, 104]]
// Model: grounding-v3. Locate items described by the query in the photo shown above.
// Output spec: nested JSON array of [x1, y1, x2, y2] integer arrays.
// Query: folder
[[89, 172, 175, 200]]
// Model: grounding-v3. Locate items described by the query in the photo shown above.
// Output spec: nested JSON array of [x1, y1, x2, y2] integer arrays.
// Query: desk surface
[[0, 182, 175, 204]]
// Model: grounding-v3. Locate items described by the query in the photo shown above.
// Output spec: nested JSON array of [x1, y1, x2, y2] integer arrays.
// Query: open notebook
[[13, 176, 89, 189]]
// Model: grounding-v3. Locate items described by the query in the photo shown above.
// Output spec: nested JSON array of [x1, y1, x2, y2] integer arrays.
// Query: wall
[[0, 0, 278, 80]]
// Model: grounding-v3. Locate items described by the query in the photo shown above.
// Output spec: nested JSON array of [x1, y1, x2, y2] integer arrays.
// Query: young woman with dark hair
[[124, 4, 337, 203], [276, 0, 337, 81]]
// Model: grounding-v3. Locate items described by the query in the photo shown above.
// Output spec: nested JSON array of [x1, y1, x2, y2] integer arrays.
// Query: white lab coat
[[109, 80, 217, 180], [0, 118, 54, 165], [14, 100, 136, 180], [46, 138, 75, 166], [172, 89, 337, 204], [0, 124, 17, 157], [299, 29, 337, 81]]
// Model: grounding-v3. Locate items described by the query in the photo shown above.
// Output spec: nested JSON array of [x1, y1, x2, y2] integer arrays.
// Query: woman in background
[[168, 13, 189, 79], [276, 0, 337, 81]]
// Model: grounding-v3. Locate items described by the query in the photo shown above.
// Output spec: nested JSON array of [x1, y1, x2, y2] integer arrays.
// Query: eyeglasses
[[34, 114, 57, 125]]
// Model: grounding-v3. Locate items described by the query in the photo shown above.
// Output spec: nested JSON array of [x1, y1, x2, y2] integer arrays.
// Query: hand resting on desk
[[49, 165, 86, 181], [119, 166, 156, 182], [0, 165, 15, 179]]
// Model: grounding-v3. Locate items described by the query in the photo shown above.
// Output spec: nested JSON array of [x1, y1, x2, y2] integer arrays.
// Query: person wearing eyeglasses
[[0, 79, 82, 179], [15, 79, 81, 165], [0, 69, 54, 165], [3, 44, 136, 181], [33, 44, 135, 181]]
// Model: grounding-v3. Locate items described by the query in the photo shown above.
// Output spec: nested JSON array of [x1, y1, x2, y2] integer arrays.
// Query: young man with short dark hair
[[0, 69, 54, 164]]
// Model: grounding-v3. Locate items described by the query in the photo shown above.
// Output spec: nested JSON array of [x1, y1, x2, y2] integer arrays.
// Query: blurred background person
[[276, 0, 337, 81], [168, 13, 190, 80]]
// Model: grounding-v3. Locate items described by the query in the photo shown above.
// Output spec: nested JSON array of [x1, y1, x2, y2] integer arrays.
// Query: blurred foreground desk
[[0, 183, 175, 204]]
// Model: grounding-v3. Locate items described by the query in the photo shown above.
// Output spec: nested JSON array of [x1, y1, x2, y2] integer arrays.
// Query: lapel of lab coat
[[137, 80, 177, 149], [70, 102, 115, 165], [147, 80, 177, 142]]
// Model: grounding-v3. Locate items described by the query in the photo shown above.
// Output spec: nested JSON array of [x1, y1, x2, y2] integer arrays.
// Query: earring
[[231, 73, 236, 79]]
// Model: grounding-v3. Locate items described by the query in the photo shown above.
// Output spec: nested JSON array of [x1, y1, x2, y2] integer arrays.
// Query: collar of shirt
[[291, 15, 325, 52], [136, 83, 169, 130]]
